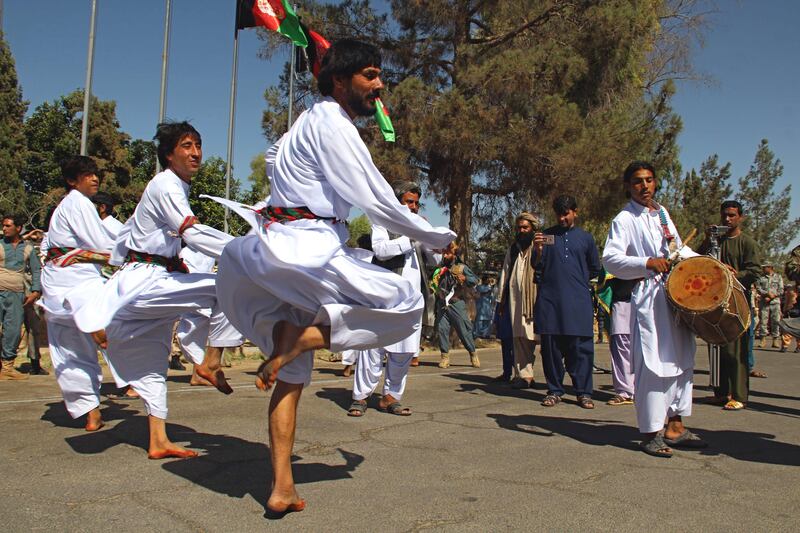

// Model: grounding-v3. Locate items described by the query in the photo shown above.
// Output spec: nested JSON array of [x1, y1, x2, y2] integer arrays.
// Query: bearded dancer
[[602, 161, 707, 458], [71, 122, 242, 460], [214, 40, 455, 518]]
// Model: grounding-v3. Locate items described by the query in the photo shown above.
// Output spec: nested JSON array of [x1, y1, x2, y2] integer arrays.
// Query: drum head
[[667, 256, 731, 313]]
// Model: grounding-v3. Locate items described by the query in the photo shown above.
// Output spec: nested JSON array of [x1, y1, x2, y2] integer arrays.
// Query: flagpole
[[155, 0, 172, 173], [224, 25, 240, 233], [80, 0, 98, 156], [287, 43, 296, 128]]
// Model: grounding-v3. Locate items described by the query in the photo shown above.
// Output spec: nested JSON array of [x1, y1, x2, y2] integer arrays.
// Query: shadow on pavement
[[445, 372, 617, 404], [40, 399, 139, 430], [488, 413, 800, 466], [316, 386, 357, 412], [60, 416, 364, 511]]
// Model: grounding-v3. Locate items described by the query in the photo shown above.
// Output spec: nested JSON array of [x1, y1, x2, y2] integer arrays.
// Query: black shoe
[[169, 355, 186, 371], [29, 361, 49, 375]]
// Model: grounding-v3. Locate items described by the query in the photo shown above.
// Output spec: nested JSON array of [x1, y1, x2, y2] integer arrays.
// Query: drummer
[[697, 200, 761, 410], [602, 161, 707, 458]]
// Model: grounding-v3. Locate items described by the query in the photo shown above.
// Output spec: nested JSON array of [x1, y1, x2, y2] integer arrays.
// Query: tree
[[21, 90, 134, 227], [0, 32, 29, 218], [242, 152, 269, 205], [189, 156, 247, 236], [736, 139, 799, 261], [664, 154, 733, 238], [258, 1, 707, 259], [346, 214, 371, 248]]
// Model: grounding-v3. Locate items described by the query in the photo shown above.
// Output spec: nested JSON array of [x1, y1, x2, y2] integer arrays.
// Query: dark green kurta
[[698, 233, 761, 402]]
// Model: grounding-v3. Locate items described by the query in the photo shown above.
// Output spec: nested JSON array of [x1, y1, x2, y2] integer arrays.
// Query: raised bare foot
[[147, 444, 199, 460], [194, 362, 233, 395], [255, 321, 305, 391], [190, 369, 213, 387], [124, 386, 140, 399], [90, 329, 108, 349], [84, 408, 105, 431]]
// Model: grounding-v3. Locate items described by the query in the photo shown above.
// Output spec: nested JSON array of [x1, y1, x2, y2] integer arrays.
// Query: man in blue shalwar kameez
[[534, 195, 602, 409]]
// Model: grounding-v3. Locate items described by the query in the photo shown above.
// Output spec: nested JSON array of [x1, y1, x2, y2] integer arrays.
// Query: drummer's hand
[[646, 257, 671, 273]]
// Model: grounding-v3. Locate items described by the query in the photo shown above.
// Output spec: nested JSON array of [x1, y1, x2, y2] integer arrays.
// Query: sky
[[3, 1, 798, 247]]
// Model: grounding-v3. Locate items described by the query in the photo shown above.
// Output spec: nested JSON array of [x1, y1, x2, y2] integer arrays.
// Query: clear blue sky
[[3, 1, 798, 246]]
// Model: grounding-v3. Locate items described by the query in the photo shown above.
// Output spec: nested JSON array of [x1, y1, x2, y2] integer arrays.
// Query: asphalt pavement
[[1, 341, 798, 532]]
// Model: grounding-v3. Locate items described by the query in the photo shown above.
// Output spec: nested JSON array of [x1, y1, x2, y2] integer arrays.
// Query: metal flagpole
[[224, 24, 240, 233], [80, 0, 98, 156], [155, 0, 172, 173], [287, 43, 296, 128]]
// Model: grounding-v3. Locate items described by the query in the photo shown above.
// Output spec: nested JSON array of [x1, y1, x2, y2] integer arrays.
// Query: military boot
[[438, 353, 450, 369], [772, 338, 781, 349], [30, 359, 49, 375], [470, 352, 481, 368], [0, 360, 29, 380]]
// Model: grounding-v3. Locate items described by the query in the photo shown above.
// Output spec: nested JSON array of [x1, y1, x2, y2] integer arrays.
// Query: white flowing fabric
[[40, 189, 115, 419], [216, 97, 454, 385], [602, 200, 697, 431], [68, 169, 236, 419], [101, 215, 124, 238]]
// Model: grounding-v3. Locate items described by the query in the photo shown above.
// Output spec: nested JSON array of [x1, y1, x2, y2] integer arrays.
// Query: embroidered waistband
[[46, 247, 110, 267], [126, 250, 189, 273], [259, 205, 341, 226]]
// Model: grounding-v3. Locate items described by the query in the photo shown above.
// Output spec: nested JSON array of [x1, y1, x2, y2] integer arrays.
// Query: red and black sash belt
[[126, 250, 189, 273], [46, 247, 110, 266], [259, 205, 341, 225]]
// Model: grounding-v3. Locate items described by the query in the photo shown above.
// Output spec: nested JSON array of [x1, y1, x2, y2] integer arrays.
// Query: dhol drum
[[666, 255, 751, 345]]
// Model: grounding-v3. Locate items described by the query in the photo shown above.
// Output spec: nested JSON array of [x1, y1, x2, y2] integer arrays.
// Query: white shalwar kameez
[[351, 222, 434, 401], [101, 215, 124, 237], [602, 200, 697, 433], [39, 189, 114, 418], [70, 169, 241, 419], [216, 97, 455, 386]]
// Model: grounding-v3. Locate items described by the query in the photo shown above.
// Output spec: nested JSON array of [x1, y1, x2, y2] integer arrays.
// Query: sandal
[[606, 394, 633, 406], [347, 400, 367, 417], [722, 400, 745, 411], [378, 402, 412, 416], [577, 396, 595, 409], [749, 370, 768, 378], [640, 434, 673, 458], [663, 429, 708, 448], [541, 394, 561, 407]]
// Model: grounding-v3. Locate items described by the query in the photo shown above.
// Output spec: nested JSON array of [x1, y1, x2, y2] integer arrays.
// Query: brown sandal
[[541, 394, 561, 407], [578, 396, 595, 409]]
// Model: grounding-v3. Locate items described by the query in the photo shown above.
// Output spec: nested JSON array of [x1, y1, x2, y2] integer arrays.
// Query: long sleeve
[[28, 249, 42, 293], [586, 233, 602, 280], [315, 122, 455, 250], [371, 224, 413, 260], [736, 238, 761, 288], [602, 216, 649, 280]]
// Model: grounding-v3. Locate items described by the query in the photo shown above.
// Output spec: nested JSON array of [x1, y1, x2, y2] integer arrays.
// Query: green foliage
[[662, 154, 733, 238], [189, 156, 247, 236], [20, 90, 134, 227], [346, 214, 371, 248], [242, 152, 269, 205], [0, 32, 29, 218], [736, 139, 799, 261]]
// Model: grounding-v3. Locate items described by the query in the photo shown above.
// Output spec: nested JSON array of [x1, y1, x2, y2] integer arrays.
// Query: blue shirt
[[0, 239, 42, 293], [534, 225, 601, 336]]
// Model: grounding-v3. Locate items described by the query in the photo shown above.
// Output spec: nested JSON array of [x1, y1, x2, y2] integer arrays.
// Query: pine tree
[[737, 139, 799, 260], [0, 32, 29, 218]]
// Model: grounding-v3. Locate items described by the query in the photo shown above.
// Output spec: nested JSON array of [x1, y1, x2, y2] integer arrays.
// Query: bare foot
[[265, 489, 306, 519], [255, 322, 304, 392], [147, 445, 199, 460], [91, 329, 108, 349], [124, 386, 140, 399], [194, 362, 233, 395], [190, 369, 213, 387], [84, 407, 105, 432]]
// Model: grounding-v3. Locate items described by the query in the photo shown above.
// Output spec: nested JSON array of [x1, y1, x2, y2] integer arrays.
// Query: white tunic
[[101, 215, 124, 238], [216, 98, 454, 383], [40, 189, 115, 325], [602, 201, 696, 377], [72, 169, 232, 333]]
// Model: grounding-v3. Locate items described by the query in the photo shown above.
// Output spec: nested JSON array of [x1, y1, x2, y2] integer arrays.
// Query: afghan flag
[[236, 0, 308, 47], [374, 98, 395, 143], [296, 22, 330, 78]]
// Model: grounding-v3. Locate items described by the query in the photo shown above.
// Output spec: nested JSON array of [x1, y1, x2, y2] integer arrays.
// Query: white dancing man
[[215, 40, 455, 518], [72, 122, 242, 460]]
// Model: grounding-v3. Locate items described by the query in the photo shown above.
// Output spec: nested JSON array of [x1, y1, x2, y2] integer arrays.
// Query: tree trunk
[[447, 167, 474, 262]]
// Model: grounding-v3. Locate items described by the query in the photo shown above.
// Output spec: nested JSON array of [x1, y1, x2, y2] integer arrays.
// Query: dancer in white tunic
[[71, 122, 241, 459], [215, 40, 455, 517], [39, 156, 114, 431], [347, 182, 440, 417], [602, 161, 708, 458]]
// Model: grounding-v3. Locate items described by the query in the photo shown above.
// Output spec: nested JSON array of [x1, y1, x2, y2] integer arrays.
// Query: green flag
[[374, 98, 395, 143], [236, 0, 308, 47]]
